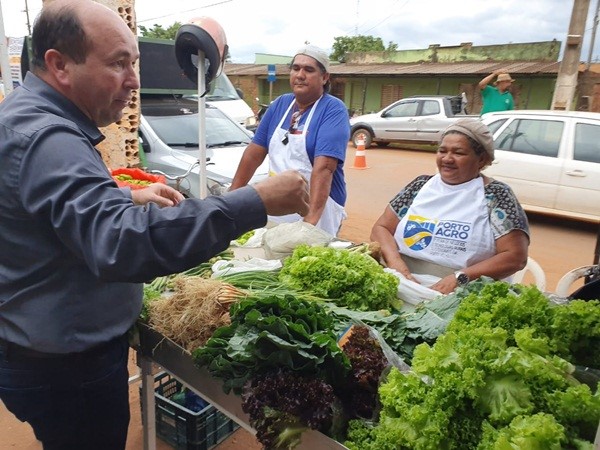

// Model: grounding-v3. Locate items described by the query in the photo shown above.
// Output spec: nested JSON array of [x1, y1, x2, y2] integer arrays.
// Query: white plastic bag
[[262, 222, 334, 260], [385, 268, 442, 305], [230, 228, 267, 248], [211, 257, 281, 278]]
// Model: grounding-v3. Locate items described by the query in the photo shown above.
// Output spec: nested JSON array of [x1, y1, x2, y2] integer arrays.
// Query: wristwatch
[[455, 271, 470, 286]]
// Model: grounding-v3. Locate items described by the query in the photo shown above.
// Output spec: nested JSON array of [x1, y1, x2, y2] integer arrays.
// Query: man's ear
[[44, 49, 72, 87]]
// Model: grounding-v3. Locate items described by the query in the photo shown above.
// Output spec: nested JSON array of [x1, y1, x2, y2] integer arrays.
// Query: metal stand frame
[[134, 323, 348, 450]]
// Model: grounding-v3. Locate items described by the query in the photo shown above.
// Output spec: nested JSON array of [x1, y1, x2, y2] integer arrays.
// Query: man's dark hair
[[31, 4, 89, 72], [315, 60, 331, 94]]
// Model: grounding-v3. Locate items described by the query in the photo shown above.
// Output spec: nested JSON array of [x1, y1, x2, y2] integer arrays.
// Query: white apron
[[267, 98, 346, 236], [393, 174, 495, 276]]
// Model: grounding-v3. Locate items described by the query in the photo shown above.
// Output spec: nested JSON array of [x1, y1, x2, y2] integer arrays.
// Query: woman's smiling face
[[436, 132, 486, 185]]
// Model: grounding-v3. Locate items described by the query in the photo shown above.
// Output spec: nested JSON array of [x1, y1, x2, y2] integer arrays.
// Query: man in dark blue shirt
[[0, 1, 308, 449]]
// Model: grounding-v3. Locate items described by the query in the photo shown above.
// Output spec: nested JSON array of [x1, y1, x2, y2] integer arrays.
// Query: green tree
[[330, 35, 398, 63], [137, 22, 231, 61], [138, 22, 183, 39]]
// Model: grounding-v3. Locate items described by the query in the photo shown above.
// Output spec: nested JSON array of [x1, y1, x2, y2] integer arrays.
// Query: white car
[[139, 96, 268, 198], [481, 110, 600, 223]]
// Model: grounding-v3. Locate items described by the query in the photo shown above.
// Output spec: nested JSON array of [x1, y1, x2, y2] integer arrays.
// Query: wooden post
[[551, 0, 591, 110]]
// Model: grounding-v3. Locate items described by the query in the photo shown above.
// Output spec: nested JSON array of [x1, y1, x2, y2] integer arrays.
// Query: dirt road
[[1, 145, 598, 449]]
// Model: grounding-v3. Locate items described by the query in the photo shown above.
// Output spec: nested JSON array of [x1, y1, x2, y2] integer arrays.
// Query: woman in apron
[[371, 118, 530, 295]]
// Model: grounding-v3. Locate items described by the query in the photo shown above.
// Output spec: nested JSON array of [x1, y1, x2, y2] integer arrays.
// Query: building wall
[[575, 70, 600, 111], [346, 41, 561, 64], [94, 0, 140, 170], [342, 75, 557, 115]]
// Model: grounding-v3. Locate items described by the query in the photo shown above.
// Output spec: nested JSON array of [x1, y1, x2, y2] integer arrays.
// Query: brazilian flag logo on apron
[[403, 215, 436, 251]]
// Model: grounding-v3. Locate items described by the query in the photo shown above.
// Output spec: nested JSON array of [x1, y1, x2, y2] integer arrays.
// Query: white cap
[[293, 44, 330, 72]]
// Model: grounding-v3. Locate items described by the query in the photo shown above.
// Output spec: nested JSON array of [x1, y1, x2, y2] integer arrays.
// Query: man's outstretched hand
[[131, 183, 185, 207], [252, 170, 310, 217]]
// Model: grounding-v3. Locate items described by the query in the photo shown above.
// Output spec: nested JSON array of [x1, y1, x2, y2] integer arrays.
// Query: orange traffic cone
[[350, 134, 369, 169]]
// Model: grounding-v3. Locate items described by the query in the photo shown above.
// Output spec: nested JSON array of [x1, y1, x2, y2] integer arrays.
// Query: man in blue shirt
[[230, 45, 351, 236], [0, 1, 308, 449]]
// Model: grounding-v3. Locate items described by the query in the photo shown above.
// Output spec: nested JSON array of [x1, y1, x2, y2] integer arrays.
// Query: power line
[[362, 0, 410, 34], [137, 0, 233, 24], [344, 0, 410, 36]]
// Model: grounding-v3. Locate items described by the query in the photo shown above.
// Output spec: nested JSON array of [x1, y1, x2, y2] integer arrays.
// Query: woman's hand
[[387, 262, 418, 282], [430, 274, 458, 294], [131, 183, 185, 207]]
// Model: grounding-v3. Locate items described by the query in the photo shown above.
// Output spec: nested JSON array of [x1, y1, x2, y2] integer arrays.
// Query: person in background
[[478, 70, 515, 114], [230, 44, 350, 236], [371, 118, 529, 295], [0, 1, 308, 449]]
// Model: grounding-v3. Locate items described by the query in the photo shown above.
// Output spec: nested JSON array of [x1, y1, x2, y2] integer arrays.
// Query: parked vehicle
[[349, 95, 474, 148], [139, 96, 268, 198], [183, 72, 258, 131], [256, 98, 271, 123], [481, 110, 600, 223]]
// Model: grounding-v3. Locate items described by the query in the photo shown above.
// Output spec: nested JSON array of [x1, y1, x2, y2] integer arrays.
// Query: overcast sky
[[2, 0, 600, 63]]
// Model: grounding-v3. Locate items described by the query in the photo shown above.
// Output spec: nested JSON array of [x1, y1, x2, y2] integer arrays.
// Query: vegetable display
[[344, 282, 600, 450], [236, 323, 390, 450], [147, 276, 245, 352], [279, 244, 400, 311], [141, 249, 234, 322], [193, 294, 350, 395], [338, 325, 389, 419], [241, 368, 341, 450], [138, 241, 600, 449]]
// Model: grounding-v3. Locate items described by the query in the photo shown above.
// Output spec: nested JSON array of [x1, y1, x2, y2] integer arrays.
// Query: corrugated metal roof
[[224, 61, 562, 77]]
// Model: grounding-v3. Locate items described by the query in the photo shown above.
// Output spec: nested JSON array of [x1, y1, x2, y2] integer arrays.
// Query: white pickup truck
[[349, 95, 476, 148]]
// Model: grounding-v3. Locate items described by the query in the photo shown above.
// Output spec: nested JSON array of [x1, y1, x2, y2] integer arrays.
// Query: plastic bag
[[211, 257, 281, 278], [385, 268, 442, 305], [230, 227, 267, 248], [262, 222, 334, 260]]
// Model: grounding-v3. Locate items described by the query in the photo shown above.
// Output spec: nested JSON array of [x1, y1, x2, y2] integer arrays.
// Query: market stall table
[[132, 322, 350, 450]]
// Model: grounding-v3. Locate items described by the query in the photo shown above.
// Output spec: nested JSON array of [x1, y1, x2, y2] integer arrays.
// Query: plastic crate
[[141, 372, 239, 450]]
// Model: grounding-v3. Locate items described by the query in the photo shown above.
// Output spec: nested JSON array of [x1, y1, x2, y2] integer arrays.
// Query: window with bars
[[381, 85, 403, 109]]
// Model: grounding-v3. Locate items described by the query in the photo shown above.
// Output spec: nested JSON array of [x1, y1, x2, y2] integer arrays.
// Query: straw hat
[[494, 73, 515, 84]]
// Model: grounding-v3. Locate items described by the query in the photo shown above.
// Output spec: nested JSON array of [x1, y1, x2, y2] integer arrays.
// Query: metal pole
[[594, 223, 600, 265], [587, 0, 600, 70], [0, 0, 15, 96], [197, 51, 207, 199], [24, 0, 32, 36]]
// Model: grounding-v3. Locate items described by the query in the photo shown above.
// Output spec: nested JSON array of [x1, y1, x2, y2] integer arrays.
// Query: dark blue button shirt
[[0, 73, 266, 353]]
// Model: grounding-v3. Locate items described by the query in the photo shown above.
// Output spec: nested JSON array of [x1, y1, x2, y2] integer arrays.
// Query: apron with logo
[[267, 97, 346, 236], [393, 174, 495, 277]]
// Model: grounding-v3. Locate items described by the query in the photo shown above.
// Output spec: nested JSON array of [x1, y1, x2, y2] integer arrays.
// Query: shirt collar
[[23, 72, 105, 146]]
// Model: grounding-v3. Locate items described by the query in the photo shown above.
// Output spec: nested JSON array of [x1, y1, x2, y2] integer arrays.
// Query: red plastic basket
[[111, 168, 166, 190]]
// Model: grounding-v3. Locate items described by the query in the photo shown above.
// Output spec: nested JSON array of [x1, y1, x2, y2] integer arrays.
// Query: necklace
[[289, 100, 315, 132]]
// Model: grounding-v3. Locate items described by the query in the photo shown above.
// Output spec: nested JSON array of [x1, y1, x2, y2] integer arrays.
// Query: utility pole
[[586, 0, 600, 69], [0, 0, 15, 96], [551, 0, 591, 110], [24, 0, 32, 36]]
